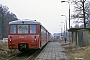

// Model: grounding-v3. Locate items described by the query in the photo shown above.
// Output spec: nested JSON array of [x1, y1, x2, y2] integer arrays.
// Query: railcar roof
[[9, 19, 50, 33], [9, 19, 41, 25]]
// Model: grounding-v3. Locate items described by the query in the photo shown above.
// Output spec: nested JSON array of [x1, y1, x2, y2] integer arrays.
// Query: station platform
[[35, 42, 69, 60]]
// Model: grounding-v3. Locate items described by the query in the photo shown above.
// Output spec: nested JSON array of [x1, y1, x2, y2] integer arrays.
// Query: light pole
[[61, 15, 67, 37], [61, 0, 71, 41], [59, 25, 62, 36], [61, 0, 70, 29], [61, 22, 65, 36]]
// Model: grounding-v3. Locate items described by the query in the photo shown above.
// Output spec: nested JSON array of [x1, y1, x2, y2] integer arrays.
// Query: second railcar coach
[[8, 19, 50, 52]]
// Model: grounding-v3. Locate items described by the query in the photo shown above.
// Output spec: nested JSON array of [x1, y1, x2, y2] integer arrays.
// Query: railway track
[[7, 50, 41, 60], [26, 43, 49, 60], [26, 49, 41, 60], [7, 49, 43, 60], [7, 42, 48, 60], [7, 52, 22, 60], [7, 50, 36, 60]]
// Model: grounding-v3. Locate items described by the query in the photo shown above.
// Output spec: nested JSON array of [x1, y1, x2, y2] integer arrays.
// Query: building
[[53, 33, 61, 39]]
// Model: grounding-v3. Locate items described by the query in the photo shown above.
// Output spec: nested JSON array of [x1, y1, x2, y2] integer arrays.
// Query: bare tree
[[0, 5, 9, 38], [0, 4, 18, 38], [71, 0, 89, 28]]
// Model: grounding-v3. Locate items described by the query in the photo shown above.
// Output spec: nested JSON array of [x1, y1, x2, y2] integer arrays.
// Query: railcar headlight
[[10, 37, 12, 42], [34, 36, 37, 41], [10, 38, 12, 42], [34, 38, 37, 41]]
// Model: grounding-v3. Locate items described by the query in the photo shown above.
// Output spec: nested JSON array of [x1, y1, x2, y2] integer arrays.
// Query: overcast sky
[[0, 0, 74, 34]]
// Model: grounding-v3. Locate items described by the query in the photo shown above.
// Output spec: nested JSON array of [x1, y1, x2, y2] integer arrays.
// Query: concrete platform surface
[[35, 42, 69, 60]]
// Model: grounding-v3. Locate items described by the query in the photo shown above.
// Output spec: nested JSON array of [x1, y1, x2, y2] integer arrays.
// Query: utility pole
[[69, 3, 70, 28], [61, 15, 67, 36], [61, 1, 70, 29], [83, 0, 86, 28]]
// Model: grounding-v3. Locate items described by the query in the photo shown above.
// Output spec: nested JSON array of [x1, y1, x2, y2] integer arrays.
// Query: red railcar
[[8, 19, 50, 52]]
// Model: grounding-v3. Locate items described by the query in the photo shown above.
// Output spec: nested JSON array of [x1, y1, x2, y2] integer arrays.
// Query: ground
[[1, 39, 90, 60], [58, 39, 90, 60], [0, 40, 19, 60]]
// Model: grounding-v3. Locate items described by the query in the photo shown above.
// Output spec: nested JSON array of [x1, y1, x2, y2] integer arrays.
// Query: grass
[[63, 43, 90, 60]]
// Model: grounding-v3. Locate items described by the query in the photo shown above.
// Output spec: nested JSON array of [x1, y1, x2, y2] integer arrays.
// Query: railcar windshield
[[30, 25, 36, 34], [18, 25, 28, 34], [10, 25, 16, 34]]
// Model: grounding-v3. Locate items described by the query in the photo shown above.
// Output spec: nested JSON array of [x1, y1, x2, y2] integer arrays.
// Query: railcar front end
[[8, 20, 50, 52], [8, 23, 40, 52]]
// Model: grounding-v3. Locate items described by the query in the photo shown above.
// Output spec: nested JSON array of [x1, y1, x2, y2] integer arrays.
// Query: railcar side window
[[30, 25, 36, 34], [18, 25, 28, 34], [10, 25, 16, 34]]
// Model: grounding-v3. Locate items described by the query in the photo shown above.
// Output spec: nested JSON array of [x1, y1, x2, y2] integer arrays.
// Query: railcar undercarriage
[[18, 43, 28, 52]]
